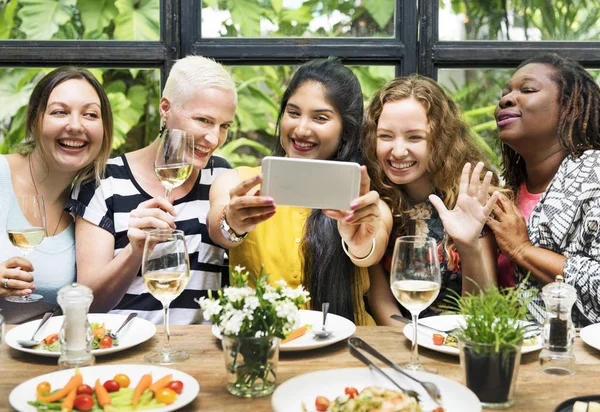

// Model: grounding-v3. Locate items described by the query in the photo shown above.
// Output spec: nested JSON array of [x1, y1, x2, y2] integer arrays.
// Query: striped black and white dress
[[68, 154, 230, 325]]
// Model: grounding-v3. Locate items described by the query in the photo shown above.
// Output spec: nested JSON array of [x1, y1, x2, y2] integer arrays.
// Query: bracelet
[[341, 237, 376, 262]]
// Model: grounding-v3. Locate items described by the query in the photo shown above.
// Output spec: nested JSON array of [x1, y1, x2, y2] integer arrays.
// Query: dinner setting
[[4, 7, 600, 410]]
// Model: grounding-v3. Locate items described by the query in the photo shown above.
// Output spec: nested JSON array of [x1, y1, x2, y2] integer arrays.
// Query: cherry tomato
[[36, 382, 51, 394], [155, 388, 177, 405], [99, 336, 113, 349], [76, 384, 93, 396], [113, 373, 130, 388], [103, 379, 120, 393], [315, 396, 330, 411], [344, 387, 359, 398], [73, 394, 94, 411], [432, 333, 446, 346], [44, 333, 59, 345], [166, 380, 184, 394]]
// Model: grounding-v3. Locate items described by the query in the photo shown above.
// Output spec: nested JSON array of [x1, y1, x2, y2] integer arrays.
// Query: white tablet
[[261, 156, 361, 210]]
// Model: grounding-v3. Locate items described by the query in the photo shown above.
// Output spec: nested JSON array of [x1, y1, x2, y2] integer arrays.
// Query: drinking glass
[[390, 236, 441, 372], [154, 128, 193, 199], [5, 194, 46, 303], [142, 229, 190, 364]]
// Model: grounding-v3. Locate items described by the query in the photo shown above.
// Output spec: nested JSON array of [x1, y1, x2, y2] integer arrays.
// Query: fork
[[348, 337, 442, 406]]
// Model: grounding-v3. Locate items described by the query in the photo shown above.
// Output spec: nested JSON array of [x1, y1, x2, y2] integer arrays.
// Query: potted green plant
[[443, 282, 537, 409], [197, 266, 309, 398]]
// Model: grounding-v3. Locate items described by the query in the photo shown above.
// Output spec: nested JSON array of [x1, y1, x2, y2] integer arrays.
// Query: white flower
[[276, 279, 288, 287], [222, 310, 246, 336], [244, 296, 260, 312], [263, 292, 280, 303], [223, 286, 253, 302], [198, 297, 223, 321], [255, 330, 265, 338], [275, 300, 298, 320], [282, 286, 309, 302], [234, 265, 246, 274]]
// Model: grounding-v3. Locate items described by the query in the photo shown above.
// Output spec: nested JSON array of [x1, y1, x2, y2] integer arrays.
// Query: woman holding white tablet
[[208, 57, 391, 325]]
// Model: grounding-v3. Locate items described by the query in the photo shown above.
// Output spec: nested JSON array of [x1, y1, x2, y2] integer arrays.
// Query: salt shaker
[[539, 275, 576, 375], [57, 283, 95, 369]]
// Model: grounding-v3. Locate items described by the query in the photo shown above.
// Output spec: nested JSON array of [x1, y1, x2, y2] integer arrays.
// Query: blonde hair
[[363, 75, 496, 237], [20, 67, 113, 186], [162, 55, 237, 109]]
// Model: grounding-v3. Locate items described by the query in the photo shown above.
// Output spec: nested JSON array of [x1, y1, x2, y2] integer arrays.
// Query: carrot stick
[[60, 387, 77, 412], [132, 373, 153, 406], [149, 374, 173, 394], [43, 333, 59, 344], [281, 325, 309, 344], [37, 373, 83, 403], [94, 378, 111, 407]]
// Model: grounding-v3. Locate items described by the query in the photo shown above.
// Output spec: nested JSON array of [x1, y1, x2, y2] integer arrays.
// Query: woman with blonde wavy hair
[[363, 75, 500, 325]]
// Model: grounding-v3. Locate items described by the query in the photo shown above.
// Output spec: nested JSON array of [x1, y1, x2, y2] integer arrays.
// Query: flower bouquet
[[197, 266, 309, 397]]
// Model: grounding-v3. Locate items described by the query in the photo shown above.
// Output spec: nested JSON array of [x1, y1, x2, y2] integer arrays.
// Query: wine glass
[[390, 235, 441, 372], [142, 229, 190, 364], [154, 128, 193, 199], [5, 194, 46, 303]]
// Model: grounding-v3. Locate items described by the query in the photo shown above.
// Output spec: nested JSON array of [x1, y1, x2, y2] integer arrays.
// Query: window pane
[[221, 65, 394, 167], [0, 68, 160, 155], [0, 0, 159, 41], [439, 0, 600, 41], [202, 1, 395, 38]]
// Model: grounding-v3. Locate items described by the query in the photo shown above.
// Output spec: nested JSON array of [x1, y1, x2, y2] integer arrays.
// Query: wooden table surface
[[2, 325, 600, 411]]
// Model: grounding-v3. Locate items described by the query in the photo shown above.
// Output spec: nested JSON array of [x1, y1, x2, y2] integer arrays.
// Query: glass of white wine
[[5, 194, 46, 303], [390, 235, 441, 372], [142, 229, 190, 364], [154, 128, 193, 199]]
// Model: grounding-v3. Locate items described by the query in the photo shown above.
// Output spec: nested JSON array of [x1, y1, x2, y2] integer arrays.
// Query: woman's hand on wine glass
[[324, 166, 381, 252], [429, 162, 499, 247], [127, 198, 176, 254], [0, 257, 35, 298], [225, 174, 276, 235]]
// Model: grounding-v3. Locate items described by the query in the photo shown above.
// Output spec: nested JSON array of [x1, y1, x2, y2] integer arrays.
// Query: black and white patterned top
[[517, 150, 600, 327], [68, 154, 231, 325]]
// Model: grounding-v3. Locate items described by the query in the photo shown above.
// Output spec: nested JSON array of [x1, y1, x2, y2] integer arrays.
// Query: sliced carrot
[[93, 323, 106, 338], [132, 373, 153, 406], [281, 325, 309, 344], [94, 378, 111, 407], [37, 373, 83, 403], [149, 374, 173, 394], [60, 387, 77, 412], [43, 333, 59, 344]]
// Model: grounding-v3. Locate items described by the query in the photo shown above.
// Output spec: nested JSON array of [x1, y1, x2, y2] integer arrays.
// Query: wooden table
[[2, 325, 600, 411]]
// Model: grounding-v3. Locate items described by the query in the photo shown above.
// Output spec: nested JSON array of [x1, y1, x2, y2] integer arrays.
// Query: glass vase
[[459, 340, 522, 409], [222, 335, 280, 397]]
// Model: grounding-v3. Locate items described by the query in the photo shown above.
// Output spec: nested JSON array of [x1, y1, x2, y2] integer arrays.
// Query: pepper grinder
[[57, 283, 95, 369], [539, 275, 576, 375]]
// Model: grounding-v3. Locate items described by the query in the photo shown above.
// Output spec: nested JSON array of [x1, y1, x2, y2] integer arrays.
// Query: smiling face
[[495, 63, 561, 152], [160, 86, 236, 170], [40, 78, 104, 174], [375, 97, 433, 201], [279, 81, 343, 160]]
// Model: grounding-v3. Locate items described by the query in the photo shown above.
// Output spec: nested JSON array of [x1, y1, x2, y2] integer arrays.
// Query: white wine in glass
[[390, 236, 441, 372], [5, 194, 47, 303], [154, 128, 193, 199], [142, 229, 190, 364]]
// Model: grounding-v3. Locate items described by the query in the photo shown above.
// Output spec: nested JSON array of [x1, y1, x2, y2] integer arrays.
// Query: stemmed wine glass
[[390, 235, 441, 372], [142, 229, 190, 364], [154, 128, 193, 199], [5, 194, 46, 303]]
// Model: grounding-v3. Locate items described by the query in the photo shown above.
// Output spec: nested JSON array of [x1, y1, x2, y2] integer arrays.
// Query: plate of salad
[[9, 364, 199, 412], [402, 314, 542, 356], [5, 313, 156, 357]]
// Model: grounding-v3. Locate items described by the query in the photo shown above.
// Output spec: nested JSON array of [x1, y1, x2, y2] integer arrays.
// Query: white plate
[[212, 309, 356, 352], [5, 313, 156, 357], [580, 323, 600, 351], [9, 364, 199, 412], [402, 314, 543, 356], [271, 367, 481, 412]]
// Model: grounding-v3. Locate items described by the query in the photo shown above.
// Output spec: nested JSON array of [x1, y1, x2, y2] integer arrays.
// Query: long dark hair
[[502, 53, 600, 190], [272, 57, 364, 322]]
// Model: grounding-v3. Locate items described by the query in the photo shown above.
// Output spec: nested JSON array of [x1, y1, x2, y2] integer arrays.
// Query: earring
[[516, 154, 521, 164]]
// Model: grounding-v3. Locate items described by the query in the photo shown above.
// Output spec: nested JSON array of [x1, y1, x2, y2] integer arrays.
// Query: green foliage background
[[2, 0, 600, 168]]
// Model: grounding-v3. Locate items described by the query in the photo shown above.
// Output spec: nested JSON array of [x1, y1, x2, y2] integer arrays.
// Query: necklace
[[29, 154, 64, 237]]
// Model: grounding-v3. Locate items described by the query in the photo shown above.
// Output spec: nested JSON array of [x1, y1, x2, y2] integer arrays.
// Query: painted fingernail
[[350, 203, 359, 210], [265, 198, 274, 204], [345, 215, 353, 222]]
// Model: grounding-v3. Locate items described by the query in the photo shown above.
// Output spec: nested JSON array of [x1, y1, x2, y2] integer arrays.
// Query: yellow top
[[229, 166, 375, 326]]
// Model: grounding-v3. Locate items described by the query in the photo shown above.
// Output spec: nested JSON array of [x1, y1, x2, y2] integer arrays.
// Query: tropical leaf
[[16, 0, 76, 40], [113, 0, 159, 41], [77, 0, 118, 35], [108, 86, 147, 149], [0, 0, 18, 39], [280, 6, 313, 24], [228, 0, 262, 37], [363, 0, 394, 29], [0, 69, 38, 120]]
